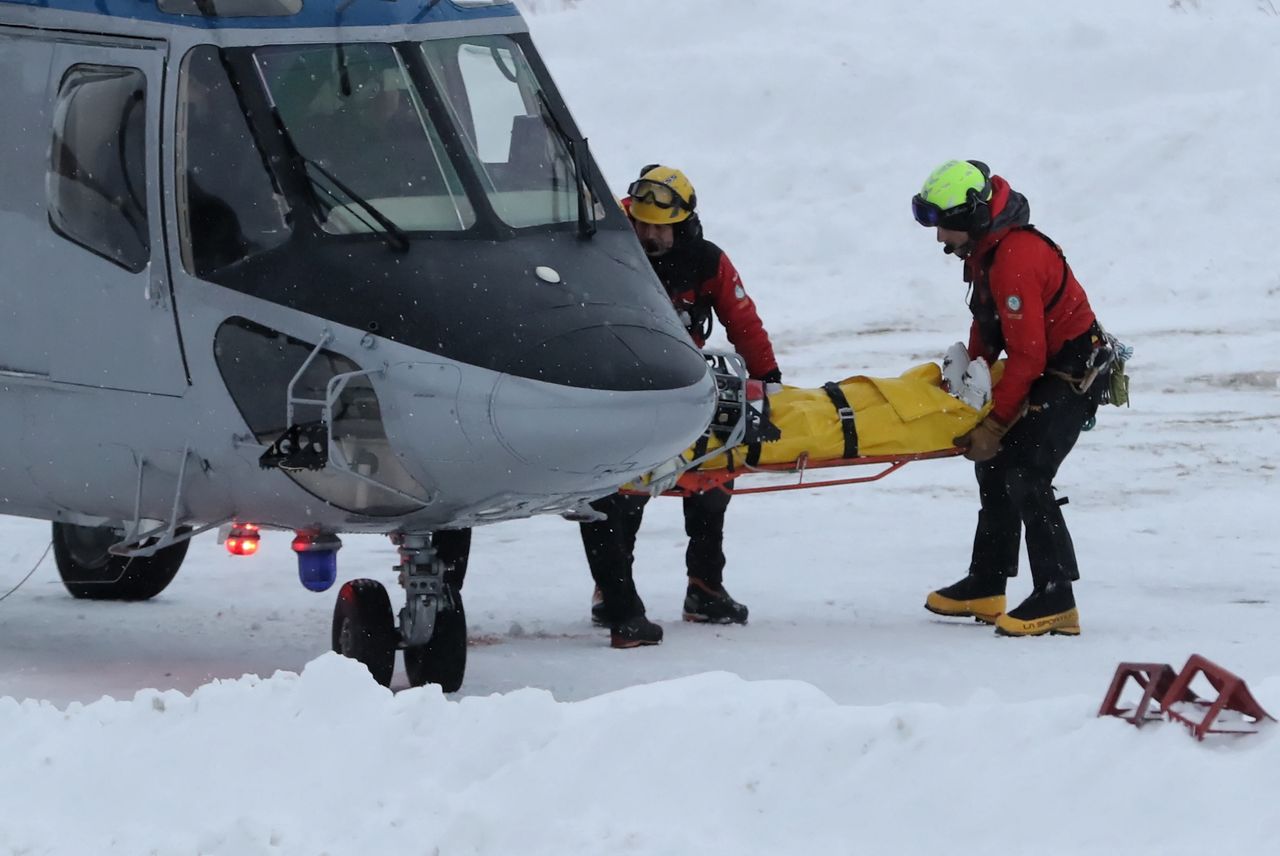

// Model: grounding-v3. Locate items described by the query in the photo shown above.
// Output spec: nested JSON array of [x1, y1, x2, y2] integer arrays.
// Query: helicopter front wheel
[[331, 578, 397, 687]]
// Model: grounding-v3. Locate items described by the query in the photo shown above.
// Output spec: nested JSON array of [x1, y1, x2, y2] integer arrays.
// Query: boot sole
[[994, 608, 1081, 637], [682, 612, 747, 625], [610, 637, 662, 649], [923, 603, 1001, 625], [994, 624, 1081, 637]]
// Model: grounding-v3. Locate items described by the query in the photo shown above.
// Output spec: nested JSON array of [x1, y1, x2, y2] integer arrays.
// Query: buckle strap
[[692, 434, 710, 467], [822, 382, 859, 459]]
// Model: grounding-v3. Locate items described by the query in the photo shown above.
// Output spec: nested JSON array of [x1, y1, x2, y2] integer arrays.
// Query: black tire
[[403, 586, 467, 693], [332, 579, 397, 687], [52, 521, 189, 601]]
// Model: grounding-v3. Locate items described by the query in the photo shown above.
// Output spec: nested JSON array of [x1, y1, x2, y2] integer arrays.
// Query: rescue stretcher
[[631, 352, 1000, 497]]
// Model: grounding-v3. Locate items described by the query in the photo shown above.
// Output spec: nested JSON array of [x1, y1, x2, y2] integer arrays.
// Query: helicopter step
[[330, 532, 466, 692]]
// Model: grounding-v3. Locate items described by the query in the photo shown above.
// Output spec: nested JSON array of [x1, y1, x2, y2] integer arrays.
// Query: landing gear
[[51, 521, 189, 601], [331, 579, 397, 686], [328, 533, 468, 691], [403, 585, 466, 693], [395, 533, 468, 692]]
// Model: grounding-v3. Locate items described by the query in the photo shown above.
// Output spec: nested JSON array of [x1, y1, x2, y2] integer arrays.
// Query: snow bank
[[3, 655, 1278, 855]]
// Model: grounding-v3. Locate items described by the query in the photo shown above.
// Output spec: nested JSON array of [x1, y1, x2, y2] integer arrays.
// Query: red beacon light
[[225, 522, 261, 556]]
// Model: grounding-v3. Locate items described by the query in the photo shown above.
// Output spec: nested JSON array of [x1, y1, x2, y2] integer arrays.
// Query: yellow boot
[[924, 574, 1007, 625], [994, 583, 1080, 637]]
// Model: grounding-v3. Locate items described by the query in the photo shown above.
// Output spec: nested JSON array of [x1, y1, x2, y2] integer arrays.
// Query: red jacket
[[668, 250, 778, 381], [624, 199, 779, 381], [964, 177, 1095, 423]]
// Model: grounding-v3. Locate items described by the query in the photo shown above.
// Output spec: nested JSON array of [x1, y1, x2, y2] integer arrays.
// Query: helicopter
[[0, 0, 716, 691]]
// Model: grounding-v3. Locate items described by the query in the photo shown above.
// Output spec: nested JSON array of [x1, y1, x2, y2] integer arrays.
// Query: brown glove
[[953, 416, 1010, 462]]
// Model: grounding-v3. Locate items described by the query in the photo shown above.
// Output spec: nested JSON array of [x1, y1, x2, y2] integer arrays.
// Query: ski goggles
[[911, 193, 980, 230], [627, 178, 692, 214]]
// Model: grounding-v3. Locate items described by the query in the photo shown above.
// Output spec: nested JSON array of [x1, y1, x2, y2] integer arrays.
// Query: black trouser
[[579, 492, 649, 623], [970, 335, 1102, 590], [683, 485, 732, 590], [431, 528, 472, 591], [578, 485, 734, 623]]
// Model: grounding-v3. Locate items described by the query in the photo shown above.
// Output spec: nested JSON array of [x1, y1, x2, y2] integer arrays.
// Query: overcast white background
[[2, 1, 1279, 853]]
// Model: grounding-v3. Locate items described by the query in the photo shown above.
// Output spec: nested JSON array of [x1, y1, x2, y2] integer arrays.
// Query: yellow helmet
[[627, 165, 696, 225]]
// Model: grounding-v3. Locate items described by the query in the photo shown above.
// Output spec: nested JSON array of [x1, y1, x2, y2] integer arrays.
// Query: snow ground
[[3, 1, 1280, 853]]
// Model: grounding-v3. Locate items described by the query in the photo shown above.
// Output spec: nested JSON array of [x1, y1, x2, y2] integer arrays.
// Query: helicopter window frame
[[177, 45, 294, 279], [418, 34, 599, 230], [47, 63, 151, 274]]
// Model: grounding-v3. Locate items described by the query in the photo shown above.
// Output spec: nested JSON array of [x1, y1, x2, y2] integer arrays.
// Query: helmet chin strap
[[943, 239, 974, 259]]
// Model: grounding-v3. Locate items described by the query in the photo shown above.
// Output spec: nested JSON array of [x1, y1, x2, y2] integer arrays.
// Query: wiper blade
[[302, 156, 410, 252], [251, 53, 408, 251], [536, 89, 596, 239]]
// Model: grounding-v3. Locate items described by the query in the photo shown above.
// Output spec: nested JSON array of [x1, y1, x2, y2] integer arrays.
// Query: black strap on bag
[[689, 433, 737, 474], [692, 433, 710, 458], [822, 382, 859, 459], [744, 392, 780, 466]]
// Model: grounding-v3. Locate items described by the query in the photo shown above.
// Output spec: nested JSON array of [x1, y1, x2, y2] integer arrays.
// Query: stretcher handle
[[650, 447, 965, 497]]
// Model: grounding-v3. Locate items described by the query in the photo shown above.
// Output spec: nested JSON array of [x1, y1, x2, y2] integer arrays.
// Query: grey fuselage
[[0, 0, 715, 538]]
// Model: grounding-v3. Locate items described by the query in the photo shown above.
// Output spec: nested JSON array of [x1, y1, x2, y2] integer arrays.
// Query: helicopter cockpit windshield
[[256, 42, 476, 236], [177, 34, 598, 277]]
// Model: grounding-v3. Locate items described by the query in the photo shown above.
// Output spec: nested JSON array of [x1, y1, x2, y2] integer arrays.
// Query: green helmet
[[912, 160, 993, 232]]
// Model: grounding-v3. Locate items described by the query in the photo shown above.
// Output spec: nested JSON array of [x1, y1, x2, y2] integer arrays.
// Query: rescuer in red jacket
[[912, 160, 1108, 637], [582, 165, 781, 648]]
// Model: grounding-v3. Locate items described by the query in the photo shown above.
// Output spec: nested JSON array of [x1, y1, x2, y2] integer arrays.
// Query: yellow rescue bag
[[690, 362, 1002, 471]]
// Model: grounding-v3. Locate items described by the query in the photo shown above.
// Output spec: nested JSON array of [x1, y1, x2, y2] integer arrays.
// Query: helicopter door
[[41, 39, 188, 395]]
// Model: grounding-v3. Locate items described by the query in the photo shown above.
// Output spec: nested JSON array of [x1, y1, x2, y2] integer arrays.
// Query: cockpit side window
[[48, 65, 150, 272], [213, 318, 430, 517], [255, 43, 475, 234], [419, 36, 594, 229], [178, 46, 291, 278]]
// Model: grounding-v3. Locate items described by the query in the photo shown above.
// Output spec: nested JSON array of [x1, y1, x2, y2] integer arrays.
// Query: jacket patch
[[1006, 295, 1022, 312]]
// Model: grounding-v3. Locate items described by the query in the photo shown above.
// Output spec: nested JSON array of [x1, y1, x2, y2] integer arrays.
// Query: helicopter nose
[[503, 324, 709, 392], [491, 328, 715, 478]]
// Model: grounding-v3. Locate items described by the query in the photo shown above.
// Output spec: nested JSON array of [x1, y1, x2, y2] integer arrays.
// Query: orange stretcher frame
[[625, 447, 965, 498]]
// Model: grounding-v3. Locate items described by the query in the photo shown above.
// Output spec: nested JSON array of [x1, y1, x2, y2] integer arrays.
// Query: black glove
[[756, 368, 782, 384]]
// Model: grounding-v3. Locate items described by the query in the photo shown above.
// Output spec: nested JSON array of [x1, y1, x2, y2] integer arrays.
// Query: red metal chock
[[1159, 654, 1275, 740], [1097, 662, 1180, 726]]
